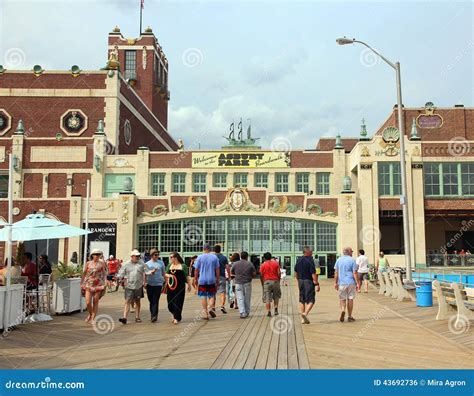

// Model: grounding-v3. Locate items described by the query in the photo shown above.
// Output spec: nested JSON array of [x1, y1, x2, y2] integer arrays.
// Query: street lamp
[[336, 37, 413, 281]]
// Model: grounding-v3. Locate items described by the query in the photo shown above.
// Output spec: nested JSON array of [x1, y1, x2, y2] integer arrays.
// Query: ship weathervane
[[223, 118, 260, 148]]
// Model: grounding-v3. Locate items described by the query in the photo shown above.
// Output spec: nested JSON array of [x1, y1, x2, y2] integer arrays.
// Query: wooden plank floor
[[0, 279, 309, 369], [1, 278, 472, 369], [302, 280, 474, 369]]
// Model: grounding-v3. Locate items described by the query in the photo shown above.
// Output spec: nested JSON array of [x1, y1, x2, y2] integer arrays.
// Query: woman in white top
[[356, 249, 369, 293]]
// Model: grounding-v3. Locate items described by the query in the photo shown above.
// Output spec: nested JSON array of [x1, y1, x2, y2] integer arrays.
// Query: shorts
[[358, 272, 369, 281], [198, 283, 216, 298], [107, 273, 117, 281], [298, 279, 316, 304], [263, 280, 282, 303], [217, 278, 226, 294], [124, 287, 144, 301], [338, 284, 357, 300]]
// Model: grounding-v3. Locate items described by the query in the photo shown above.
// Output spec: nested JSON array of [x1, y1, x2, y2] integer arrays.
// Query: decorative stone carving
[[306, 204, 336, 217], [175, 196, 206, 213], [411, 146, 421, 157], [269, 196, 301, 213], [112, 158, 131, 168], [345, 195, 353, 222], [121, 196, 129, 224], [375, 126, 400, 156], [215, 188, 262, 212], [140, 204, 168, 217], [360, 147, 370, 157], [91, 202, 114, 212], [142, 46, 147, 70]]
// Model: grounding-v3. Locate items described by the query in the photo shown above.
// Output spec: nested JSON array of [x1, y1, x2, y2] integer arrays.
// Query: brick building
[[0, 28, 473, 274]]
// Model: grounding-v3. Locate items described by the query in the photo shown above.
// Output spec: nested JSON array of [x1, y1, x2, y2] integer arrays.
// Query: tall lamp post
[[336, 37, 413, 281]]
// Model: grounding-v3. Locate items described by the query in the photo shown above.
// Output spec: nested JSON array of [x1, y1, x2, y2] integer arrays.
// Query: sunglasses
[[132, 255, 141, 258], [152, 253, 159, 256]]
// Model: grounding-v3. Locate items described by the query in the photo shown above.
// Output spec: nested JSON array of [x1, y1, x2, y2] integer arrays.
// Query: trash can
[[415, 281, 433, 307]]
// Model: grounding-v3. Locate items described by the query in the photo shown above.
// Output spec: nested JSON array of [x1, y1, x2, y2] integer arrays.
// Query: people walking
[[294, 246, 320, 324], [165, 252, 191, 324], [189, 255, 198, 293], [376, 251, 389, 274], [106, 254, 120, 292], [356, 249, 369, 293], [213, 244, 229, 314], [81, 248, 107, 324], [259, 252, 281, 317], [228, 253, 240, 310], [194, 243, 220, 320], [231, 251, 256, 319], [145, 249, 165, 323], [334, 247, 360, 322], [117, 249, 149, 324]]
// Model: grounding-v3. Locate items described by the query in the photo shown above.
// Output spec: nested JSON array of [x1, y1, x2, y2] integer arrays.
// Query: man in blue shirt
[[213, 244, 229, 314], [145, 249, 165, 323], [334, 247, 360, 323], [194, 243, 220, 320]]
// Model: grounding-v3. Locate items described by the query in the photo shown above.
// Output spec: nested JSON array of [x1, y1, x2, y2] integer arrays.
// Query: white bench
[[451, 282, 474, 328], [389, 272, 399, 299], [378, 271, 386, 295], [382, 272, 392, 297], [397, 272, 416, 302], [432, 280, 457, 320]]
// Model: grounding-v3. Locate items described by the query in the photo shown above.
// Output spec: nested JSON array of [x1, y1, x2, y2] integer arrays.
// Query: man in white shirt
[[356, 249, 370, 293]]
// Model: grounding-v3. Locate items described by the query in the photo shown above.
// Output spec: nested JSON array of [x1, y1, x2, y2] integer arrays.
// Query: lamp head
[[336, 37, 355, 45]]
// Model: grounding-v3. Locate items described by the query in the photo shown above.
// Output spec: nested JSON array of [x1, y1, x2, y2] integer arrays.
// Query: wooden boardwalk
[[0, 279, 472, 369]]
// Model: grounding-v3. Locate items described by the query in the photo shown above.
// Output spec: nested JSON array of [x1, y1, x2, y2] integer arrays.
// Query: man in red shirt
[[259, 252, 282, 317], [106, 255, 120, 291], [21, 252, 37, 290]]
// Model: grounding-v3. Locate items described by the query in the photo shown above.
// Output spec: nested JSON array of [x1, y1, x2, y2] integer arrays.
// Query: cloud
[[243, 45, 309, 86], [168, 94, 346, 150]]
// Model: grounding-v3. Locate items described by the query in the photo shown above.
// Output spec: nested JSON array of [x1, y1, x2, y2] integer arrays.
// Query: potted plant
[[52, 262, 84, 314]]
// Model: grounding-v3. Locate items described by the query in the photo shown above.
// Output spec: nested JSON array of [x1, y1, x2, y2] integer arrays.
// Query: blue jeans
[[235, 282, 252, 316]]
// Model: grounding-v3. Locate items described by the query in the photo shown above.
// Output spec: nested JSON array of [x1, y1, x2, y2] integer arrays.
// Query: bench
[[382, 272, 392, 297], [389, 272, 399, 299], [378, 271, 386, 295], [433, 280, 457, 320], [397, 272, 416, 302], [451, 282, 474, 328]]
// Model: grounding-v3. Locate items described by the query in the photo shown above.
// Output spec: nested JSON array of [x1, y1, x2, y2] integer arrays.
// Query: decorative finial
[[71, 65, 81, 77], [15, 119, 25, 135], [113, 25, 121, 33], [33, 65, 44, 77], [360, 118, 367, 138], [410, 118, 420, 140], [178, 139, 184, 152], [334, 134, 343, 149], [0, 65, 5, 75], [95, 119, 105, 135], [145, 26, 153, 33]]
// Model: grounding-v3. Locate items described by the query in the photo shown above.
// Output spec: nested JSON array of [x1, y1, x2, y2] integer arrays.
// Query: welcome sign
[[191, 152, 290, 168]]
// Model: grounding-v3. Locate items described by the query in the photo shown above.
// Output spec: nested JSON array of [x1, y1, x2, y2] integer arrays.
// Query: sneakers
[[220, 306, 227, 314], [209, 309, 217, 318], [151, 316, 157, 323], [267, 311, 272, 318], [119, 318, 127, 325], [274, 308, 279, 316]]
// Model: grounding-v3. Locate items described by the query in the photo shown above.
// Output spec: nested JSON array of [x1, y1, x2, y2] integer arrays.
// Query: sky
[[0, 0, 472, 150]]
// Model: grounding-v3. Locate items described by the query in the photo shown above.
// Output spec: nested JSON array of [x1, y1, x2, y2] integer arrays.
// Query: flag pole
[[139, 0, 143, 35]]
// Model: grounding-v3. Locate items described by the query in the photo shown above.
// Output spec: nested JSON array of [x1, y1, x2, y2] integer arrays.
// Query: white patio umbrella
[[0, 213, 90, 322]]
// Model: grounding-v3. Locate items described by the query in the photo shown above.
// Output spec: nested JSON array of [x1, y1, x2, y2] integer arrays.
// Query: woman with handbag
[[164, 252, 192, 324], [81, 248, 107, 324]]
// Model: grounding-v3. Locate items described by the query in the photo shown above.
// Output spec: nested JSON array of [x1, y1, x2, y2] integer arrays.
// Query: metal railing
[[426, 254, 474, 267]]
